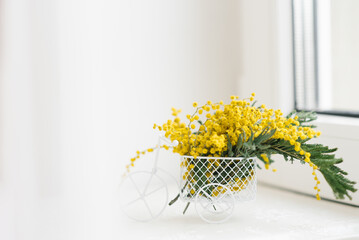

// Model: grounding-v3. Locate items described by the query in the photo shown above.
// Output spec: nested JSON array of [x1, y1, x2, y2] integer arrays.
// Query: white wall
[[0, 0, 240, 239], [236, 0, 294, 114], [236, 0, 280, 109]]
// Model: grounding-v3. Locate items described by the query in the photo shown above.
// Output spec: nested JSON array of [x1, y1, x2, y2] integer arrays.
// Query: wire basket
[[180, 156, 257, 202], [119, 136, 258, 223]]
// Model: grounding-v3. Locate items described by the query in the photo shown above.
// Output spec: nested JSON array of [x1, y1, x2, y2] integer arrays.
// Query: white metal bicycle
[[119, 137, 257, 223]]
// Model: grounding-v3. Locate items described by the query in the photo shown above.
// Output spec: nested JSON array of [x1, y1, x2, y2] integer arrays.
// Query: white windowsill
[[317, 114, 359, 141], [118, 184, 359, 239]]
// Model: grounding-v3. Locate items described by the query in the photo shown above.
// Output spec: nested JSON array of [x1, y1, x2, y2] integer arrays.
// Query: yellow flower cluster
[[127, 94, 322, 199], [210, 175, 253, 197], [180, 157, 255, 197], [126, 145, 169, 171]]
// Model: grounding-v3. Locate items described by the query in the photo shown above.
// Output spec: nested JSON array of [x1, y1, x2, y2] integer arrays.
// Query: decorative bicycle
[[119, 137, 257, 223]]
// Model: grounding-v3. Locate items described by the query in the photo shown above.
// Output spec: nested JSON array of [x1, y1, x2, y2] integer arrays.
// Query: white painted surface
[[236, 0, 278, 108], [0, 1, 240, 238], [116, 184, 359, 240]]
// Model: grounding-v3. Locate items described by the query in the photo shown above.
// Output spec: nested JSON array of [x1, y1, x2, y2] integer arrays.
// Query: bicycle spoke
[[142, 198, 154, 218], [202, 190, 212, 199], [203, 201, 213, 211], [142, 174, 154, 195], [144, 184, 165, 197], [129, 175, 143, 196], [215, 191, 228, 203], [124, 197, 142, 207]]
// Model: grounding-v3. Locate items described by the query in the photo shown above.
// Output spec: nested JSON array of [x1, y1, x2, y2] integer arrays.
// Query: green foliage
[[286, 110, 318, 128], [224, 110, 357, 200]]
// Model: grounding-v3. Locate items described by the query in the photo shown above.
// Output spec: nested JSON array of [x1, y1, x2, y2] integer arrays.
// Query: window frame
[[259, 0, 359, 206], [291, 0, 359, 118]]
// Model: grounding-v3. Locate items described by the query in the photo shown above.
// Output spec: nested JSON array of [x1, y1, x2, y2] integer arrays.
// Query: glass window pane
[[293, 0, 359, 114], [330, 0, 359, 112]]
